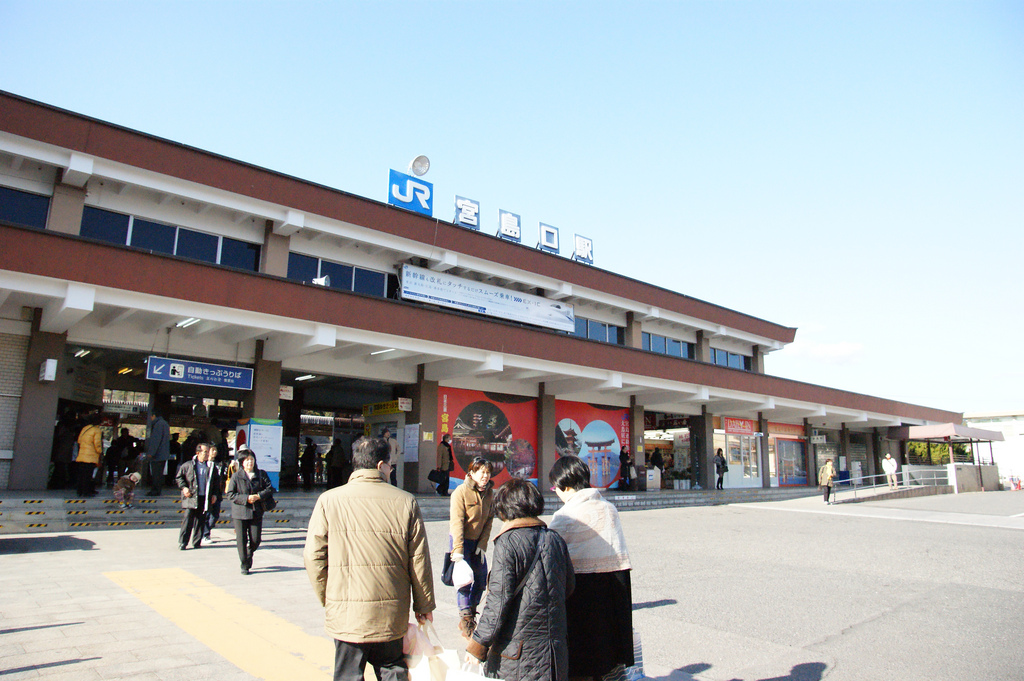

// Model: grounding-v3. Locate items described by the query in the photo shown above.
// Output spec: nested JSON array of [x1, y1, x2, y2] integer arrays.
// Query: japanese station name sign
[[146, 355, 253, 391], [385, 170, 595, 264], [400, 264, 575, 333], [363, 398, 413, 417]]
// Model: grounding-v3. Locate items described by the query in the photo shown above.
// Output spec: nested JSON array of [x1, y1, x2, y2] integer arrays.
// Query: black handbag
[[257, 471, 277, 511], [440, 551, 455, 587], [427, 469, 445, 485]]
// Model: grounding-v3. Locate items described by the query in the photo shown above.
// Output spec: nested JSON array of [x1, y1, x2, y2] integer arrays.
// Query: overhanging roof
[[889, 423, 1005, 443]]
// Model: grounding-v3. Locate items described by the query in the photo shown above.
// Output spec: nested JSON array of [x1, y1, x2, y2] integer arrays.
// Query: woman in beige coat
[[448, 456, 494, 639], [819, 459, 836, 504]]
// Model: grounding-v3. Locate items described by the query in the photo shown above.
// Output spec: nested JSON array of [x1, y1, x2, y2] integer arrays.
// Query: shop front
[[767, 422, 808, 486], [714, 417, 762, 488]]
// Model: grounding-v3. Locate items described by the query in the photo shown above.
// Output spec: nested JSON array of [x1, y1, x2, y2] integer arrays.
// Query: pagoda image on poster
[[439, 387, 538, 487], [555, 401, 631, 489]]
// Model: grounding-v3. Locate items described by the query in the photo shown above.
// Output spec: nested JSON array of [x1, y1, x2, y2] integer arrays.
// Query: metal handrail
[[830, 468, 949, 502]]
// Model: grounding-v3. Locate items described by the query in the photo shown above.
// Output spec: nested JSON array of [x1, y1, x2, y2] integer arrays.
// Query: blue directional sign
[[146, 356, 253, 391], [388, 169, 433, 216]]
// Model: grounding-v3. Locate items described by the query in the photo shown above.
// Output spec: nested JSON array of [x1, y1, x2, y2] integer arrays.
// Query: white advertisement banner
[[400, 264, 575, 332]]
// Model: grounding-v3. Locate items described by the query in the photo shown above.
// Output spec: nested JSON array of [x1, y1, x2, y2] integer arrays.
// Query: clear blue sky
[[2, 1, 1021, 414]]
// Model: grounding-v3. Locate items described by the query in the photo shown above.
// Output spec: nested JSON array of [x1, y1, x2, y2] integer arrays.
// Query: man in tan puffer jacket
[[304, 437, 435, 681]]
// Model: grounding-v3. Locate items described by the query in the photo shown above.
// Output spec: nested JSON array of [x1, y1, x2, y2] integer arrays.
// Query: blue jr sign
[[388, 169, 433, 216], [146, 356, 253, 391]]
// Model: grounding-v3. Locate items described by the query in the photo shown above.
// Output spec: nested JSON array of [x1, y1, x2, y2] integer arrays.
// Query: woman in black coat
[[466, 478, 575, 681], [226, 452, 275, 575]]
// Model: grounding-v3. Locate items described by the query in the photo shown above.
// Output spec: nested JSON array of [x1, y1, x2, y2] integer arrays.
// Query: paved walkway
[[1, 490, 1021, 680]]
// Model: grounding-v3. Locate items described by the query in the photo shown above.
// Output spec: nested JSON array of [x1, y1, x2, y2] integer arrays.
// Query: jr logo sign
[[388, 169, 433, 216]]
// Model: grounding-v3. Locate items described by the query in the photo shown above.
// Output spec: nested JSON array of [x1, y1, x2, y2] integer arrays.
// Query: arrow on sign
[[151, 362, 166, 375]]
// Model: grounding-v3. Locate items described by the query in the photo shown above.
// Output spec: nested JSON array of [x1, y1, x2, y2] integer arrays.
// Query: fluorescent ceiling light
[[295, 374, 317, 381], [74, 349, 90, 358], [370, 348, 396, 356], [117, 367, 132, 375], [175, 317, 201, 328]]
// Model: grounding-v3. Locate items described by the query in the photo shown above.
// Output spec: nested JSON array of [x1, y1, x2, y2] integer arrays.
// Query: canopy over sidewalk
[[889, 423, 1005, 443]]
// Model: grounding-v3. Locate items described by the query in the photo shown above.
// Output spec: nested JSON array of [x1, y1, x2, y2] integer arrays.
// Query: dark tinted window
[[354, 268, 386, 297], [642, 332, 651, 351], [130, 218, 175, 254], [220, 237, 261, 272], [176, 228, 218, 263], [287, 253, 319, 282], [320, 260, 353, 291], [588, 320, 608, 342], [80, 206, 129, 244], [611, 325, 625, 345], [575, 316, 588, 338], [0, 186, 49, 229]]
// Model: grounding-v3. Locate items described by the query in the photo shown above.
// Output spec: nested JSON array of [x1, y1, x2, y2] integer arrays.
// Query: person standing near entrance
[[714, 448, 727, 490], [145, 411, 171, 496], [435, 433, 454, 496], [75, 413, 103, 498], [819, 459, 836, 504], [882, 453, 899, 490], [303, 437, 435, 681], [301, 438, 318, 491], [176, 440, 219, 550], [382, 428, 401, 487]]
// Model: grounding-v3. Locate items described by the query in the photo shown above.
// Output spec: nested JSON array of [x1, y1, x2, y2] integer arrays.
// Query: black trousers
[[178, 498, 206, 547], [823, 484, 832, 503], [436, 469, 450, 495], [334, 637, 407, 681], [75, 462, 97, 497], [716, 473, 724, 490], [234, 517, 263, 569]]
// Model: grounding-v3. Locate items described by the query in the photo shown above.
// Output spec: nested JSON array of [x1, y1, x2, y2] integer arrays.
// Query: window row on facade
[[0, 184, 753, 369]]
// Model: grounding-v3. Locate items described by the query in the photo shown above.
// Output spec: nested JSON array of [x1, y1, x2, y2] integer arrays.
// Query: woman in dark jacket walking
[[227, 452, 275, 575], [466, 478, 575, 681]]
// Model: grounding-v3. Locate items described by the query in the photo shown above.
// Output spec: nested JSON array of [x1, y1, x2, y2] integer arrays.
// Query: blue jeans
[[451, 536, 488, 612]]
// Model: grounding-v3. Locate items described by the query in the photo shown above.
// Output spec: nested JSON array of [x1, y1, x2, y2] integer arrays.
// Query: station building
[[0, 91, 961, 492]]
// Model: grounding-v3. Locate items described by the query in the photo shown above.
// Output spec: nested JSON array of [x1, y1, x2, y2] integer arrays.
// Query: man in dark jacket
[[175, 440, 220, 550], [145, 412, 171, 496]]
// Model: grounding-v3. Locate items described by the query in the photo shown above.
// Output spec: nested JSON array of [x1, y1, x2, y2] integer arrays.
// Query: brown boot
[[458, 611, 477, 640]]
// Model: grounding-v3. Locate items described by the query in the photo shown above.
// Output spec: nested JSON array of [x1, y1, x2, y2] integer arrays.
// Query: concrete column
[[758, 412, 771, 488], [628, 396, 645, 490], [805, 419, 817, 486], [840, 423, 850, 474], [243, 340, 282, 420], [45, 184, 86, 235], [9, 310, 66, 490], [690, 407, 715, 490], [537, 385, 557, 486], [406, 365, 438, 494], [752, 345, 765, 374], [624, 312, 643, 349], [260, 219, 290, 277], [695, 330, 711, 363]]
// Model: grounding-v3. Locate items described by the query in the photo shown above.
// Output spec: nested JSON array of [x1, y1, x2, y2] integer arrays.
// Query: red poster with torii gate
[[438, 387, 538, 487], [555, 401, 631, 489]]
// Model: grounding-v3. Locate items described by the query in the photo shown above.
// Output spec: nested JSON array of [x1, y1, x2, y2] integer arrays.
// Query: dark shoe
[[241, 568, 249, 575], [191, 542, 202, 549], [179, 544, 187, 550]]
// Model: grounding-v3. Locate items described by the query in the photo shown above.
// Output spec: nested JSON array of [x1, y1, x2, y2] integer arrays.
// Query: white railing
[[830, 468, 949, 502]]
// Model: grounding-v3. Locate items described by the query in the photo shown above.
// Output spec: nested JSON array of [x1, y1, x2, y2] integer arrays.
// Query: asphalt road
[[0, 490, 1021, 681]]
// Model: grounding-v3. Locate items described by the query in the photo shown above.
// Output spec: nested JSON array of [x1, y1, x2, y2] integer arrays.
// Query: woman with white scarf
[[548, 456, 634, 681]]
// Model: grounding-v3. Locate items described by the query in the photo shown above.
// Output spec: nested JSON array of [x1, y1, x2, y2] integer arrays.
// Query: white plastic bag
[[452, 559, 475, 588], [406, 622, 461, 681], [451, 654, 492, 681]]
